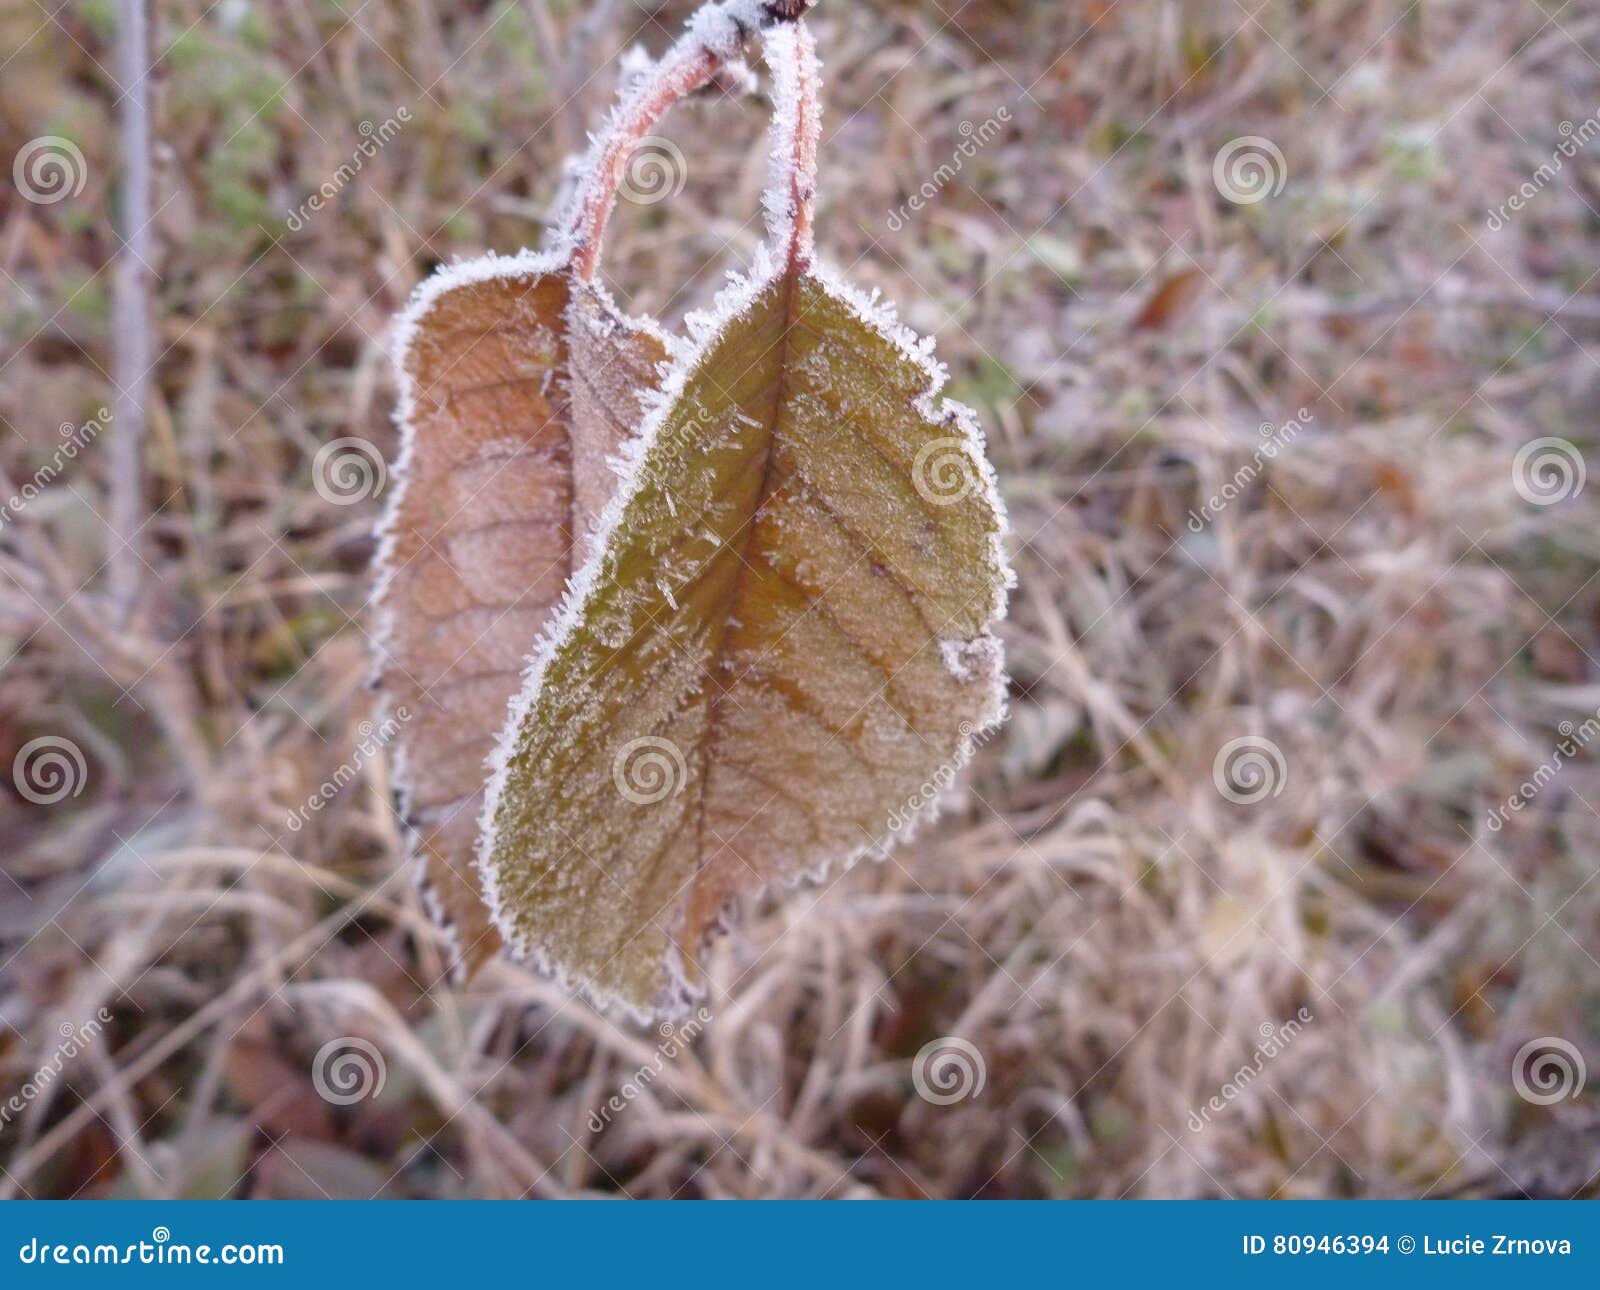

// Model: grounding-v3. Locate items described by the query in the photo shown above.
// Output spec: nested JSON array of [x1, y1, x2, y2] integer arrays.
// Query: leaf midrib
[[688, 266, 805, 927]]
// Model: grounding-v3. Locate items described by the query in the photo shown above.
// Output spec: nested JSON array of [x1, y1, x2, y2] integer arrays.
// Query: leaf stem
[[567, 0, 817, 281], [762, 19, 820, 271], [567, 44, 719, 282]]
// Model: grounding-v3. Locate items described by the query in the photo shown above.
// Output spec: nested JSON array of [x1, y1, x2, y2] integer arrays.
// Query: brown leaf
[[224, 1019, 337, 1141], [1131, 266, 1204, 331], [374, 260, 667, 977], [478, 24, 1011, 1018], [566, 284, 670, 563], [370, 0, 790, 981]]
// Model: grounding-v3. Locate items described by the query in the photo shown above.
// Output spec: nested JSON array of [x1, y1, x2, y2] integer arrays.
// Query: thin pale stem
[[111, 0, 151, 622], [566, 41, 722, 281], [566, 0, 818, 282]]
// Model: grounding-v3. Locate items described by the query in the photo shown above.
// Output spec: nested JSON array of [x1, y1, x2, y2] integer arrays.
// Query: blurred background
[[2, 0, 1599, 1198]]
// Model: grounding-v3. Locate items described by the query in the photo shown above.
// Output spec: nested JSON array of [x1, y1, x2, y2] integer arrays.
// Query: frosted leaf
[[478, 10, 1008, 1020], [565, 283, 670, 564], [373, 260, 670, 979], [369, 0, 809, 981], [373, 1, 1006, 1011], [939, 634, 1002, 685], [373, 255, 569, 977], [480, 262, 1011, 1019]]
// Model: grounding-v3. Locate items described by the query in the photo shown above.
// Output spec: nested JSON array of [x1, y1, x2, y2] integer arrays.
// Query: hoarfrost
[[939, 634, 1004, 686]]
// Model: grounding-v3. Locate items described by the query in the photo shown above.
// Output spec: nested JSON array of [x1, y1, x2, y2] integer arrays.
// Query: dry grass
[[2, 0, 1599, 1198]]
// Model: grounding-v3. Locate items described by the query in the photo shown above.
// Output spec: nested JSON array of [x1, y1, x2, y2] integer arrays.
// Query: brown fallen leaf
[[1131, 265, 1204, 331]]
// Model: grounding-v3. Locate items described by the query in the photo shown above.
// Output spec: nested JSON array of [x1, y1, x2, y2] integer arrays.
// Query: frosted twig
[[564, 0, 817, 280], [761, 18, 821, 270]]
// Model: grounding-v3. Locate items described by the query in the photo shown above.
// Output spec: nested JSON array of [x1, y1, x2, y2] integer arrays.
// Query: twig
[[110, 0, 151, 621], [762, 17, 820, 269], [565, 0, 818, 280]]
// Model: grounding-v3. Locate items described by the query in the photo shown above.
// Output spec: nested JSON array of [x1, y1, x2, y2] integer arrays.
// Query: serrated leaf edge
[[474, 251, 1015, 1022], [370, 247, 568, 975]]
